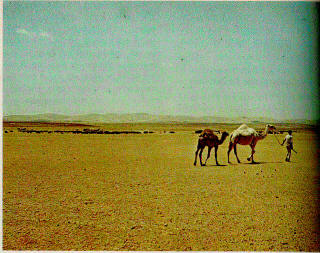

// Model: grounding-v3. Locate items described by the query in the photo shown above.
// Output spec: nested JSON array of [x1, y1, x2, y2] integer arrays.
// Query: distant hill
[[2, 113, 317, 125]]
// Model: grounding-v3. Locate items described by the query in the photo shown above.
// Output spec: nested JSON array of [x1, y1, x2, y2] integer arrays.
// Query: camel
[[227, 124, 276, 164], [194, 130, 229, 166]]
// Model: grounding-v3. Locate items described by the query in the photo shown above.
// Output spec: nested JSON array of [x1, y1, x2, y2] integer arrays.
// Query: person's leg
[[286, 146, 290, 162]]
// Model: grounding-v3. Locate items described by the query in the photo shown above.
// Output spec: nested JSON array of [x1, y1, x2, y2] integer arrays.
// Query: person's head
[[288, 130, 292, 135]]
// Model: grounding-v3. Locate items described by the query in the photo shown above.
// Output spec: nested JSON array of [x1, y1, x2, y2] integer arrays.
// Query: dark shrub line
[[16, 128, 154, 135]]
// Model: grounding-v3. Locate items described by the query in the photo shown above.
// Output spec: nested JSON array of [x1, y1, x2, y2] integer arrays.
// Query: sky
[[3, 1, 319, 120]]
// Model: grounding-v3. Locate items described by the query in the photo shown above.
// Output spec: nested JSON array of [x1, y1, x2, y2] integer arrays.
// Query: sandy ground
[[2, 123, 320, 251]]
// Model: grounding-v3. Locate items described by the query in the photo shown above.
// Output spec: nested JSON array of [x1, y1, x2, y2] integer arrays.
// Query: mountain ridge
[[2, 113, 317, 125]]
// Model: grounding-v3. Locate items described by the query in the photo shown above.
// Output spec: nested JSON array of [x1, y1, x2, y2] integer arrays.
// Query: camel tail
[[229, 133, 233, 142]]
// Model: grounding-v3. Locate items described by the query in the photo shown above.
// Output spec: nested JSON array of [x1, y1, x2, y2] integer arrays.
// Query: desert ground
[[2, 122, 320, 251]]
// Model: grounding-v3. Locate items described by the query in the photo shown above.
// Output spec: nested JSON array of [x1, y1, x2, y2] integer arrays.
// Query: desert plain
[[2, 122, 320, 251]]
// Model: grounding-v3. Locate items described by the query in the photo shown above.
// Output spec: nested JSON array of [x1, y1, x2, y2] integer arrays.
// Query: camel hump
[[202, 129, 214, 134], [200, 129, 213, 136], [199, 129, 216, 139]]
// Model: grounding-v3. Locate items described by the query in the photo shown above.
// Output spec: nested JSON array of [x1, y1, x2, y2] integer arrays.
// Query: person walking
[[281, 130, 294, 162]]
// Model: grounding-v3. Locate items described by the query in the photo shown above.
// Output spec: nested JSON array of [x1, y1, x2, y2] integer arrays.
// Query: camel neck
[[218, 134, 228, 145], [257, 126, 269, 140]]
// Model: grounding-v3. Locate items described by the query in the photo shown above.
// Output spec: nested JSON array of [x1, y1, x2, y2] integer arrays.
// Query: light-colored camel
[[227, 124, 276, 164], [194, 130, 229, 166]]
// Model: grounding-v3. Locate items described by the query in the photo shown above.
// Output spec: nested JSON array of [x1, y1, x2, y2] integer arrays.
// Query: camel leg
[[194, 147, 200, 166], [227, 142, 233, 163], [247, 150, 252, 161], [234, 144, 241, 163], [250, 146, 256, 163], [214, 146, 220, 165], [205, 147, 212, 165], [199, 148, 205, 166], [247, 144, 256, 163]]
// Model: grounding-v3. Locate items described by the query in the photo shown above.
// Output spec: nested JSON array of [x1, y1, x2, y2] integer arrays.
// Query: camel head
[[219, 131, 229, 144], [221, 131, 229, 138], [266, 124, 276, 134]]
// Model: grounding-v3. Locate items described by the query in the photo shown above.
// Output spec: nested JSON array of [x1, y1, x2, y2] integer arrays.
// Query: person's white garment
[[284, 134, 293, 145]]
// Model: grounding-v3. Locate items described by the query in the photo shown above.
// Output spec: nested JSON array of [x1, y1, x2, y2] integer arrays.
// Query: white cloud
[[16, 28, 36, 38], [39, 32, 54, 41], [16, 28, 54, 41]]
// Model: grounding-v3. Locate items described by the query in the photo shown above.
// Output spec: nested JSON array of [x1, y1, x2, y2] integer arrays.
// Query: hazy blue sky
[[3, 1, 319, 120]]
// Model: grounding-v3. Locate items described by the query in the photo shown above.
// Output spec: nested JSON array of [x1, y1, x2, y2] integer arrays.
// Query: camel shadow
[[193, 164, 227, 168], [206, 164, 227, 167], [250, 161, 284, 165], [198, 164, 227, 167], [228, 161, 284, 165], [248, 162, 267, 165]]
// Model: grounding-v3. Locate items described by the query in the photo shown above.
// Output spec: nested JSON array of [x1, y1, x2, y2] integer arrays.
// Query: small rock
[[131, 225, 142, 230]]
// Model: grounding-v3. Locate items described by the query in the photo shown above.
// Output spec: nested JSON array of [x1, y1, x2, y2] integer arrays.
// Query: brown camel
[[227, 124, 276, 164], [194, 130, 229, 166]]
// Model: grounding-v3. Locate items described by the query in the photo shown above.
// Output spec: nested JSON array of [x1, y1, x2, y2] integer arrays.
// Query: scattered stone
[[131, 225, 142, 230]]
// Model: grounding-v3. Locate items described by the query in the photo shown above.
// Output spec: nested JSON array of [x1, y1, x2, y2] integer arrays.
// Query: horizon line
[[2, 112, 318, 122]]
